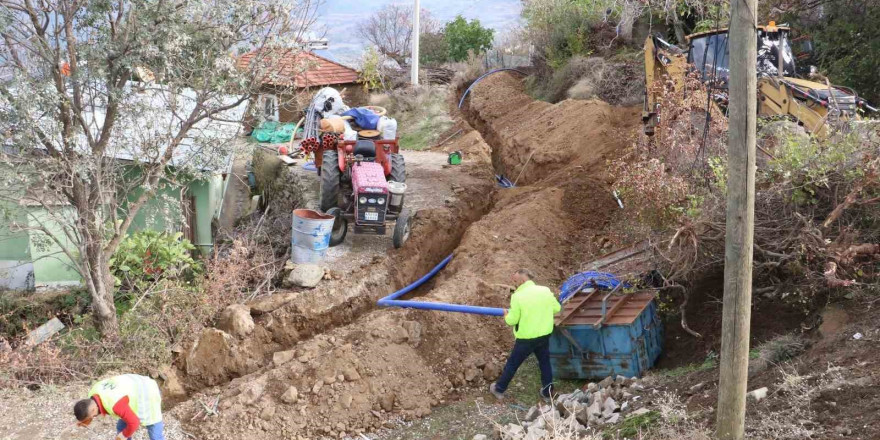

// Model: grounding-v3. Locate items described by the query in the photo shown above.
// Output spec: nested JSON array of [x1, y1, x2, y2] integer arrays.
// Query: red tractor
[[311, 133, 411, 248]]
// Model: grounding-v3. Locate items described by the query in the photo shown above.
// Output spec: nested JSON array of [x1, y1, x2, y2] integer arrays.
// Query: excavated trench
[[177, 166, 497, 394], [171, 74, 647, 439]]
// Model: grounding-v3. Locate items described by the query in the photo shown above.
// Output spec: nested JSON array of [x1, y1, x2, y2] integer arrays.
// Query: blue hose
[[377, 254, 505, 316], [458, 68, 528, 109]]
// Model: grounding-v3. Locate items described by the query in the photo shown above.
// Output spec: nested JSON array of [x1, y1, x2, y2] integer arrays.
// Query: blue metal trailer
[[550, 289, 663, 379]]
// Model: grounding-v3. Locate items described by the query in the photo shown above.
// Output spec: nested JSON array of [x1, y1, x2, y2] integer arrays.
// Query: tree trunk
[[82, 221, 119, 338]]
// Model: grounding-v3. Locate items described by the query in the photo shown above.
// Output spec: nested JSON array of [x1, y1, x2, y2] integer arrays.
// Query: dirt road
[[0, 386, 191, 440]]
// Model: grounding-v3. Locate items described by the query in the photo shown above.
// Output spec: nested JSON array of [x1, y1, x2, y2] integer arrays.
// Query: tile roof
[[238, 50, 360, 88]]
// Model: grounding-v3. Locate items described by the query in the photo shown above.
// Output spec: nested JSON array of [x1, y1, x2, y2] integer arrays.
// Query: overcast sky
[[312, 0, 522, 64]]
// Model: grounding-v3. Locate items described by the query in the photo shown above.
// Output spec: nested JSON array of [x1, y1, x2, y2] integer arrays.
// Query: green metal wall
[[0, 168, 227, 289]]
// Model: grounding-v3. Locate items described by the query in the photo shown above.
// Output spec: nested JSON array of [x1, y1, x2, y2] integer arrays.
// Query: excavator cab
[[686, 26, 797, 90], [643, 23, 876, 137]]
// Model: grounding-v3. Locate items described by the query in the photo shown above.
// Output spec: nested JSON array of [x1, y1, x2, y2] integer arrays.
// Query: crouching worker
[[490, 269, 561, 401], [74, 374, 165, 440]]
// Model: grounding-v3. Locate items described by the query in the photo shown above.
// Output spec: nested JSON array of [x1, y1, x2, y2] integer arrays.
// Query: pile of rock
[[490, 375, 656, 440]]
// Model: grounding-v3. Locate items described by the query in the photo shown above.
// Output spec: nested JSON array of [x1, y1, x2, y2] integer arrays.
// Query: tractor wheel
[[392, 208, 413, 249], [320, 150, 341, 212], [388, 153, 406, 183], [326, 207, 348, 247]]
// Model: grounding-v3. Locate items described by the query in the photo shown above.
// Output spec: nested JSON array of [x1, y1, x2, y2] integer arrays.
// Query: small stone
[[273, 350, 296, 367], [340, 393, 353, 409], [602, 397, 619, 418], [280, 386, 299, 404], [217, 304, 254, 339], [599, 376, 614, 389], [524, 426, 547, 440], [260, 404, 276, 421], [323, 373, 337, 385], [157, 365, 187, 400], [473, 435, 488, 440], [615, 375, 628, 386], [483, 363, 502, 381], [627, 408, 652, 419], [689, 382, 705, 394], [286, 264, 324, 288], [465, 368, 480, 382], [240, 381, 266, 405], [499, 423, 525, 439], [524, 406, 540, 422], [380, 393, 396, 412], [747, 387, 768, 402], [342, 367, 361, 381], [402, 320, 422, 346], [604, 413, 620, 424], [337, 374, 345, 383], [312, 380, 324, 394]]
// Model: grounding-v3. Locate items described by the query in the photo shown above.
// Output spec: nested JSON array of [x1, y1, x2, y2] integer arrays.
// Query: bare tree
[[0, 0, 319, 337], [357, 4, 438, 66]]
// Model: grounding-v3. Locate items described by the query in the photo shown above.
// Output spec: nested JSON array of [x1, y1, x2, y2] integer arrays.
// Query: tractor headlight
[[368, 198, 376, 204], [359, 196, 367, 204], [377, 198, 386, 205]]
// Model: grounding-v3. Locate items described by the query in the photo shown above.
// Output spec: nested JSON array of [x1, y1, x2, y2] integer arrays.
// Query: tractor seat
[[353, 140, 376, 158]]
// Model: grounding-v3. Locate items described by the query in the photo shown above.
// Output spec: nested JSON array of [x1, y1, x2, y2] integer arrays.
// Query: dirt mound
[[172, 78, 643, 439], [463, 72, 640, 186], [434, 127, 493, 164]]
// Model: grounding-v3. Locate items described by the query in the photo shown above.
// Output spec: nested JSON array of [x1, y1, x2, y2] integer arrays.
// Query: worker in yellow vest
[[74, 374, 164, 440], [490, 269, 561, 401]]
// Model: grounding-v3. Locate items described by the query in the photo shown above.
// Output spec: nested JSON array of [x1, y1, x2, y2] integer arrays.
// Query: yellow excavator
[[643, 22, 876, 137]]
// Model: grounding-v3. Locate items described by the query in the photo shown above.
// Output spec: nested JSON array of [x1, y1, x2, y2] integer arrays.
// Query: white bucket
[[387, 181, 407, 209], [291, 209, 335, 264]]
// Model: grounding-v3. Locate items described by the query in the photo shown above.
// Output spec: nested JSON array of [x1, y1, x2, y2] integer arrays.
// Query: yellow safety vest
[[88, 374, 163, 426]]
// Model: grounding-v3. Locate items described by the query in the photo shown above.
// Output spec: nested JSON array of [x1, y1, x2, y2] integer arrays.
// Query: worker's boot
[[540, 384, 555, 403], [489, 383, 504, 400]]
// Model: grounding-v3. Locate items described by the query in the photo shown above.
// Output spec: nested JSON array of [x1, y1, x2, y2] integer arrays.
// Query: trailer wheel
[[320, 150, 341, 212], [389, 153, 406, 183], [392, 208, 412, 249], [326, 207, 347, 247]]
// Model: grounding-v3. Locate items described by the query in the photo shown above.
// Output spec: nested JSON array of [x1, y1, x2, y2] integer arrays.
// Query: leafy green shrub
[[110, 230, 201, 290], [444, 15, 494, 62], [765, 130, 866, 206]]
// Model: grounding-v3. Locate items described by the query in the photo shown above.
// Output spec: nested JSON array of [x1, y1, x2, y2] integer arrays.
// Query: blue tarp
[[559, 271, 627, 302], [342, 107, 380, 130]]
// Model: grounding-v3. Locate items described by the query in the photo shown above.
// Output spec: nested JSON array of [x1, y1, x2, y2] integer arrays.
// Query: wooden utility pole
[[411, 0, 420, 86], [716, 0, 757, 438]]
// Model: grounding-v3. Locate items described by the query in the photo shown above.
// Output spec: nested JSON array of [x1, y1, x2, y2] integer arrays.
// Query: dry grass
[[374, 85, 455, 150], [527, 54, 643, 105]]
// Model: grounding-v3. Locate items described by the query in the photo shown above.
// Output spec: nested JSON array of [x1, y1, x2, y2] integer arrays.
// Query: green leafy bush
[[444, 15, 494, 62], [110, 230, 201, 290]]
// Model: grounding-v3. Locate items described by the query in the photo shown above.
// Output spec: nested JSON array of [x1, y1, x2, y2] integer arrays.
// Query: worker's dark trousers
[[494, 334, 554, 397]]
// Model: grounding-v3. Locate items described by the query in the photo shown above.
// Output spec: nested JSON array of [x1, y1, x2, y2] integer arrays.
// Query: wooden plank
[[557, 289, 599, 326], [278, 154, 297, 165], [585, 240, 650, 270]]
